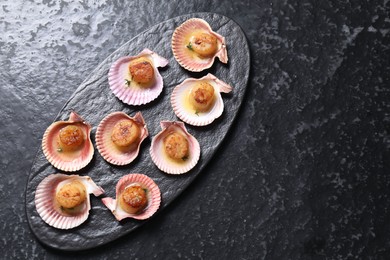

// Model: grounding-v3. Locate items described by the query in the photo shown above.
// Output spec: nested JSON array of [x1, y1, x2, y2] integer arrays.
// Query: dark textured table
[[1, 1, 389, 259]]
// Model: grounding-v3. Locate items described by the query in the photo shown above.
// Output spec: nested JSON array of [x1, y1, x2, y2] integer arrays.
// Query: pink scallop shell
[[95, 111, 149, 166], [171, 18, 228, 72], [35, 173, 104, 229], [150, 121, 201, 174], [171, 73, 233, 126], [108, 48, 169, 106], [42, 111, 94, 172], [101, 173, 161, 221]]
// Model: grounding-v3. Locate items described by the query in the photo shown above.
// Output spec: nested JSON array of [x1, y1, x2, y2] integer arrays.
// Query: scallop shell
[[150, 121, 200, 174], [171, 18, 228, 72], [108, 48, 169, 105], [42, 111, 94, 172], [101, 173, 161, 221], [35, 173, 104, 229], [171, 73, 233, 126], [95, 111, 148, 165]]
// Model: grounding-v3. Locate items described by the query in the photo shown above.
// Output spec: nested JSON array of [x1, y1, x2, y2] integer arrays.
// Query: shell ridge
[[101, 197, 116, 212], [68, 111, 84, 122], [82, 177, 105, 197]]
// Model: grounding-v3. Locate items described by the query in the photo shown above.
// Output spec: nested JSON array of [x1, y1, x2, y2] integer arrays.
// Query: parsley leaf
[[186, 42, 193, 51]]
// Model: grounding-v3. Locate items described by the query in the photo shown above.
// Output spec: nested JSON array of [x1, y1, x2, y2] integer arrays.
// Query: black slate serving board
[[25, 12, 250, 251]]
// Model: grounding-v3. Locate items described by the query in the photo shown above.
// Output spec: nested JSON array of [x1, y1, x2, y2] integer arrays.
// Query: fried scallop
[[188, 81, 215, 112], [163, 132, 189, 161], [172, 18, 228, 72], [188, 32, 218, 57], [35, 174, 104, 229], [150, 121, 200, 174], [128, 58, 155, 84], [108, 48, 169, 105], [58, 125, 84, 151], [55, 180, 87, 209], [111, 119, 141, 147], [171, 73, 233, 126], [95, 111, 148, 166], [119, 185, 148, 214], [42, 111, 94, 172], [102, 173, 161, 221]]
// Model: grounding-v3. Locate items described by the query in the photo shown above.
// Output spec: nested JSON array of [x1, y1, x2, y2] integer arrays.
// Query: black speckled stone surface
[[1, 0, 389, 259]]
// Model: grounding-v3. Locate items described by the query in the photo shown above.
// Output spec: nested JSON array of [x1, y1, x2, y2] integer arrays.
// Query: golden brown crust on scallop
[[119, 185, 148, 214], [55, 180, 87, 209], [189, 82, 215, 112], [188, 32, 218, 57], [58, 125, 84, 150], [111, 119, 141, 147], [163, 132, 189, 160], [128, 58, 154, 84]]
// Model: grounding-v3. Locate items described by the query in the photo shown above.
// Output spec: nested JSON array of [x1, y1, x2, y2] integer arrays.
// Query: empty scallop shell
[[171, 18, 228, 72], [42, 111, 94, 172], [101, 173, 161, 221], [95, 111, 149, 166], [150, 121, 200, 174], [108, 48, 169, 106], [35, 173, 104, 229], [171, 73, 233, 126]]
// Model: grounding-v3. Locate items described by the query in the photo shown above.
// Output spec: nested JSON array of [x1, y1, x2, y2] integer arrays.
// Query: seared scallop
[[172, 18, 228, 72], [101, 173, 161, 220], [108, 48, 169, 105], [150, 121, 200, 174], [95, 111, 148, 166], [171, 73, 233, 126], [35, 174, 104, 229], [42, 111, 94, 172]]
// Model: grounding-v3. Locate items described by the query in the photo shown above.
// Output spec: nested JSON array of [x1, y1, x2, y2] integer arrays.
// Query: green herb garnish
[[57, 147, 63, 152], [125, 79, 131, 86], [195, 110, 199, 116], [182, 156, 188, 161], [186, 42, 193, 51]]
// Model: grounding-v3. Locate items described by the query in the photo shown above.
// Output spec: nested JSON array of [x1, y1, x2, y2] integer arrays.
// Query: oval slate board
[[25, 12, 250, 251]]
